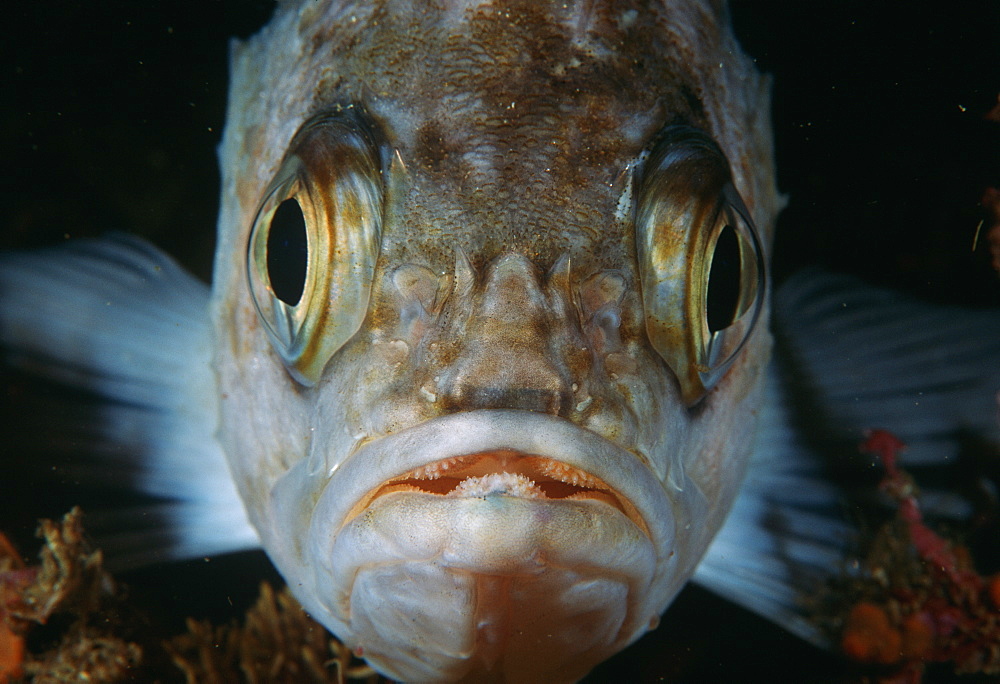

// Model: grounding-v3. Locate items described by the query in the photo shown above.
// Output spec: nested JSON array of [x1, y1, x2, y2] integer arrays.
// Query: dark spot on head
[[678, 84, 705, 123], [414, 121, 453, 172]]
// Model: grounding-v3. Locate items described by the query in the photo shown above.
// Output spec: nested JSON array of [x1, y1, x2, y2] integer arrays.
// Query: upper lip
[[313, 409, 672, 549]]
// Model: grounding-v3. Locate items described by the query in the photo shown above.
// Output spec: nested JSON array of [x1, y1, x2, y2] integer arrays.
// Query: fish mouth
[[344, 449, 649, 537], [306, 410, 674, 553]]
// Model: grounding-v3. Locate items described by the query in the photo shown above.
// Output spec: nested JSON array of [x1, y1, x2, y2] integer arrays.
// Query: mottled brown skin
[[210, 1, 779, 681]]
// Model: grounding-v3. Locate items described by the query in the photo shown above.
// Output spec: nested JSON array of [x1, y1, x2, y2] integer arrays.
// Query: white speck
[[618, 9, 637, 29], [420, 386, 438, 402], [614, 167, 634, 221], [575, 396, 593, 412], [387, 339, 410, 355]]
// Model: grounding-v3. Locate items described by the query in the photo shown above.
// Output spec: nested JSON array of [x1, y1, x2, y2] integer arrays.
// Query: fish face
[[212, 1, 778, 680]]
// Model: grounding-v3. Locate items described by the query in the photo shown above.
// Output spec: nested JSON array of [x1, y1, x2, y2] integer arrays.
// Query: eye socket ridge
[[635, 126, 730, 205], [634, 126, 766, 405], [247, 107, 386, 386]]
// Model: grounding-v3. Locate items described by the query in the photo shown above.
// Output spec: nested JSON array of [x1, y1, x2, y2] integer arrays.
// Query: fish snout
[[436, 254, 576, 415]]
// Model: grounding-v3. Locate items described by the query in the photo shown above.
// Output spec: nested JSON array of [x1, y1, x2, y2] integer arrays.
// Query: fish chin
[[270, 410, 685, 682], [329, 494, 651, 681]]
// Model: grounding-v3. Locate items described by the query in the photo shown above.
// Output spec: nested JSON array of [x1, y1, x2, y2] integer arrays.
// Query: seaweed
[[164, 582, 377, 684], [0, 508, 141, 683], [0, 510, 380, 684]]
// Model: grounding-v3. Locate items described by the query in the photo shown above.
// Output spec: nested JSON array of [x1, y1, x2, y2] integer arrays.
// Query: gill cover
[[635, 127, 765, 405], [247, 109, 384, 385]]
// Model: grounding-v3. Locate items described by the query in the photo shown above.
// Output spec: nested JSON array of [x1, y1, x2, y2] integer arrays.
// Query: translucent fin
[[0, 235, 258, 569], [694, 269, 1000, 645]]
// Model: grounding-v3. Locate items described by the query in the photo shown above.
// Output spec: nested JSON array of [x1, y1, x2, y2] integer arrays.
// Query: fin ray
[[1, 235, 258, 569]]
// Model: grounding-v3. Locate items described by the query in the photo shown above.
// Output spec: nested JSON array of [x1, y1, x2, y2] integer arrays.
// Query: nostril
[[591, 307, 623, 351], [393, 263, 442, 313], [579, 271, 627, 319]]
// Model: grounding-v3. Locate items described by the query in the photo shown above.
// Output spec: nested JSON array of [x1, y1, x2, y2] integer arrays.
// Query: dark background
[[3, 2, 998, 682]]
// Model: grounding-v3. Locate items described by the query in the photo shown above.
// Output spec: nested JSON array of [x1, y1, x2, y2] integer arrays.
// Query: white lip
[[311, 409, 675, 554]]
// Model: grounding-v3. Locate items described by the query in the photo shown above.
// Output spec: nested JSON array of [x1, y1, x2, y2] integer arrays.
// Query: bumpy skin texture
[[211, 1, 778, 681]]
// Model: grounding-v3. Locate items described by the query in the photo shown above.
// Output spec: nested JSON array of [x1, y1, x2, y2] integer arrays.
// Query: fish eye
[[266, 198, 308, 306], [247, 109, 384, 385], [634, 126, 765, 405], [706, 223, 740, 333]]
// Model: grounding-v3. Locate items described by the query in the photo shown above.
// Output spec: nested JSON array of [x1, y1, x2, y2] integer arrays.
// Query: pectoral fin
[[1, 235, 258, 568]]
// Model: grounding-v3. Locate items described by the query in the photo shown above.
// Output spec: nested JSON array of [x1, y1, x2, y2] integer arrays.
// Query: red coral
[[981, 186, 1000, 275], [0, 532, 30, 684], [841, 602, 902, 665], [839, 430, 1000, 680], [989, 575, 1000, 610], [862, 430, 982, 589]]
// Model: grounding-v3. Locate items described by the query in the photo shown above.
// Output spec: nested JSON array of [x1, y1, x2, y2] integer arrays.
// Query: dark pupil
[[706, 224, 741, 333], [266, 198, 308, 306]]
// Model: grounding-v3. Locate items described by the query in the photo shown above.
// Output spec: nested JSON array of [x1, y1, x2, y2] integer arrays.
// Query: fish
[[1, 1, 998, 682]]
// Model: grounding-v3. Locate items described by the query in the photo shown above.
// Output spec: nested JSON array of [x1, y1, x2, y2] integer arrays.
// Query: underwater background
[[2, 2, 999, 682]]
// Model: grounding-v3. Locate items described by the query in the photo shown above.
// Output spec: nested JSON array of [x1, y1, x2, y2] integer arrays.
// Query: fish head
[[211, 0, 779, 680]]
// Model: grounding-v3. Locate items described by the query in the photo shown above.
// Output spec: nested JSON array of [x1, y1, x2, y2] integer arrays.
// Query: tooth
[[408, 455, 469, 479], [448, 472, 544, 498], [535, 459, 601, 489]]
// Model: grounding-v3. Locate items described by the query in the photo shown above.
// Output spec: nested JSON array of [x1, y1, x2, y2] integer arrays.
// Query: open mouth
[[344, 449, 649, 536]]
